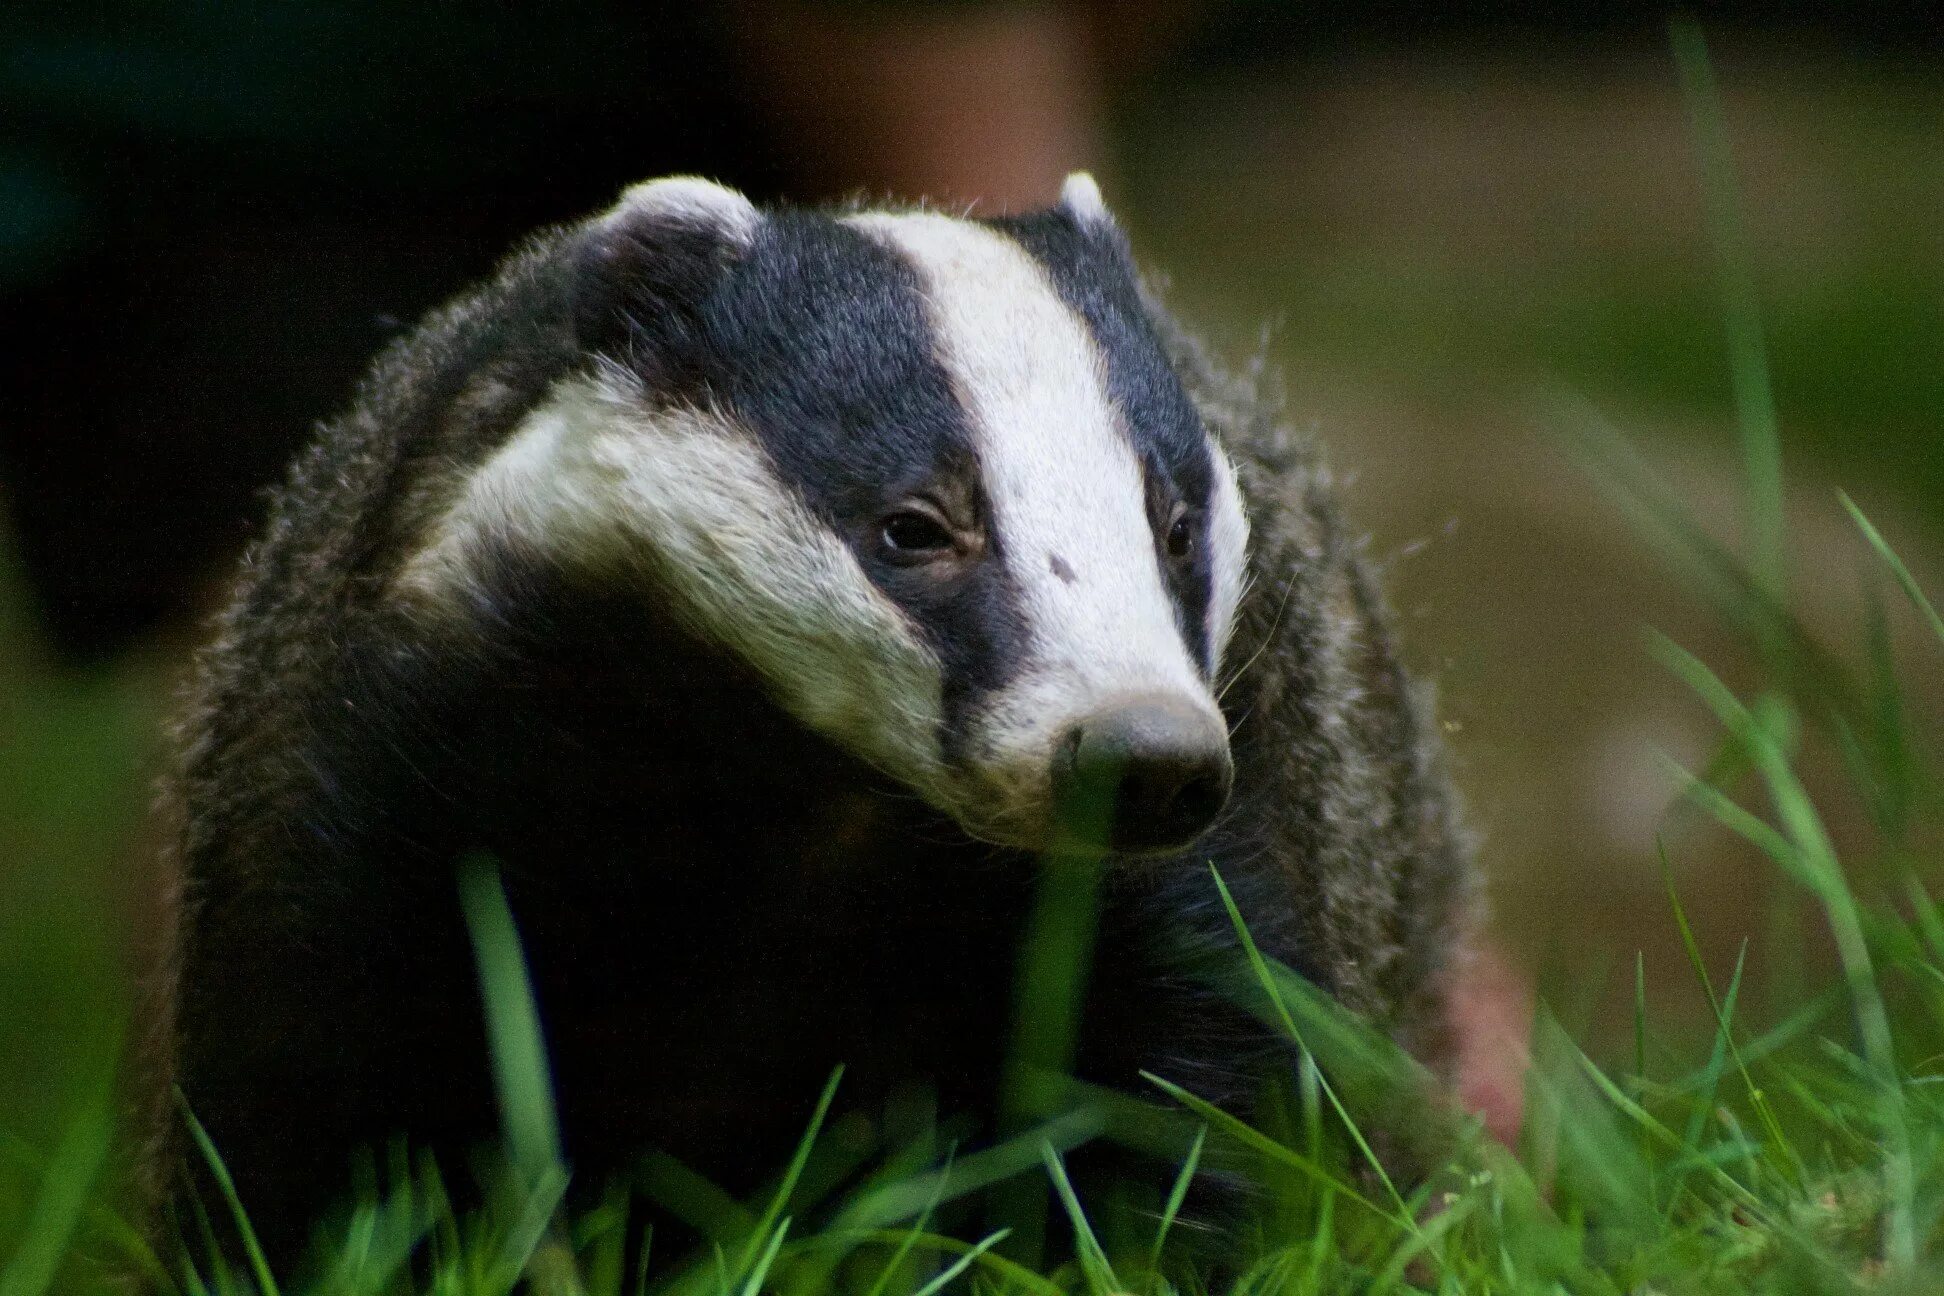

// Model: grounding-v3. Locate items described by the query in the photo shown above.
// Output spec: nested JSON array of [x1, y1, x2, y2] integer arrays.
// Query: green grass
[[1122, 39, 1944, 540], [7, 25, 1944, 1296]]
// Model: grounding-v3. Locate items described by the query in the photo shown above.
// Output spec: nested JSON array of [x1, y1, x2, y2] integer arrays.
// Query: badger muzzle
[[1049, 691, 1233, 855]]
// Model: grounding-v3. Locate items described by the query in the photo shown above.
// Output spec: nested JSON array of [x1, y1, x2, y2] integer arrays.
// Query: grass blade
[[1039, 1144, 1118, 1295], [1146, 1125, 1205, 1275], [176, 1093, 280, 1296], [1207, 866, 1415, 1226], [1139, 1073, 1400, 1228], [0, 1096, 113, 1296], [1671, 17, 1785, 611], [1840, 491, 1944, 649], [734, 1068, 842, 1285], [735, 1217, 789, 1296], [1657, 843, 1803, 1189], [858, 1148, 954, 1296], [1632, 952, 1657, 1216], [457, 854, 563, 1183], [906, 1230, 1011, 1296], [835, 1109, 1104, 1233], [1653, 637, 1915, 1267], [794, 1229, 1052, 1296]]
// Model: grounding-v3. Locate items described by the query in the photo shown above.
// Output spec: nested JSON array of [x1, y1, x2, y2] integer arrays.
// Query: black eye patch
[[1141, 454, 1217, 673], [670, 212, 1032, 758]]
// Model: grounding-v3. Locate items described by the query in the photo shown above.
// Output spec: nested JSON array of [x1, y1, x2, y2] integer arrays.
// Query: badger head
[[405, 175, 1250, 856]]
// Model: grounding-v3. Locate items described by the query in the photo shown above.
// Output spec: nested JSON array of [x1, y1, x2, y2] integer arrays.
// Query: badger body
[[148, 176, 1474, 1259]]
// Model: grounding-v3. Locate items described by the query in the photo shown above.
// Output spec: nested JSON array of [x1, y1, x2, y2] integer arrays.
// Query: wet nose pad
[[1051, 693, 1234, 855]]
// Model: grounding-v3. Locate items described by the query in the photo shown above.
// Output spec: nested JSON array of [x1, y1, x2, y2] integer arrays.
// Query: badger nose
[[1053, 694, 1233, 855]]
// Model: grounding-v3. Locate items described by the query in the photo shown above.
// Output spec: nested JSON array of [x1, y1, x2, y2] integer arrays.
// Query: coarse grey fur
[[131, 186, 1478, 1263]]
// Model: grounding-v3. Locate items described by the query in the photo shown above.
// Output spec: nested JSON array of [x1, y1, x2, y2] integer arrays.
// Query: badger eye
[[878, 509, 957, 560], [1166, 511, 1195, 560]]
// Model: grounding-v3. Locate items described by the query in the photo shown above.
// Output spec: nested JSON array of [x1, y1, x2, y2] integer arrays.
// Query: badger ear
[[607, 176, 760, 245], [573, 176, 760, 368], [1058, 171, 1113, 229]]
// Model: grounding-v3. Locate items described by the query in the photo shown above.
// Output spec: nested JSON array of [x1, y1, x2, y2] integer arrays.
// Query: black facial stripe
[[991, 212, 1218, 673], [640, 210, 1031, 756]]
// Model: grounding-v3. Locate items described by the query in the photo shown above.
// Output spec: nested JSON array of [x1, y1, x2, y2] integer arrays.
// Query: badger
[[140, 174, 1476, 1259]]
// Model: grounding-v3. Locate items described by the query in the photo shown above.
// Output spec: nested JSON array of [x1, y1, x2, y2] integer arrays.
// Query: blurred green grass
[[0, 532, 164, 1141], [1120, 55, 1944, 529]]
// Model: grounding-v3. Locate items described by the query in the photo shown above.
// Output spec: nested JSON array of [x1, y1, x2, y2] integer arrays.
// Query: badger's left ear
[[573, 176, 761, 373], [1057, 171, 1115, 230]]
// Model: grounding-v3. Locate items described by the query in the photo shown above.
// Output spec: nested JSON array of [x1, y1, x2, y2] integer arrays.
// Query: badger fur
[[142, 174, 1476, 1259]]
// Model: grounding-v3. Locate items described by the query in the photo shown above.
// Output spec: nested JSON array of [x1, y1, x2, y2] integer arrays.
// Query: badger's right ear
[[572, 176, 760, 370], [1057, 171, 1113, 230]]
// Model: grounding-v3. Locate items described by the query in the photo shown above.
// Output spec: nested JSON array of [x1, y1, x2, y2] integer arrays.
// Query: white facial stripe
[[1206, 447, 1250, 668], [396, 377, 949, 797], [850, 211, 1211, 713]]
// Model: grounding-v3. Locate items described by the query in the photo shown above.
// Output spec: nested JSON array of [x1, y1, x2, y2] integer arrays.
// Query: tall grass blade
[[1841, 491, 1944, 649], [733, 1068, 842, 1285], [457, 854, 564, 1184], [1138, 1073, 1400, 1228], [181, 1193, 228, 1296], [1002, 864, 1104, 1126], [1671, 18, 1785, 613], [1657, 844, 1801, 1186], [640, 1152, 754, 1243], [175, 1252, 211, 1296], [1560, 410, 1864, 731], [1566, 1042, 1766, 1220], [1658, 754, 1810, 889], [1632, 951, 1657, 1215], [794, 1229, 1055, 1296], [1038, 1145, 1118, 1296], [836, 1109, 1103, 1232], [1853, 577, 1914, 840], [859, 1149, 954, 1296], [1368, 1189, 1473, 1296], [1526, 1014, 1659, 1236], [480, 1165, 573, 1294], [176, 1093, 280, 1296], [1903, 871, 1944, 965], [734, 1217, 788, 1296], [997, 774, 1114, 1263], [905, 1230, 1011, 1296], [0, 1096, 112, 1296], [1207, 866, 1415, 1226], [1146, 1125, 1205, 1276], [1653, 636, 1916, 1267], [634, 1224, 654, 1296], [578, 1188, 630, 1296]]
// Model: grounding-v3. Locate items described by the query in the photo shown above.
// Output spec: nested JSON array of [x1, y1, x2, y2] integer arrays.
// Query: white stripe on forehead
[[849, 211, 1207, 704]]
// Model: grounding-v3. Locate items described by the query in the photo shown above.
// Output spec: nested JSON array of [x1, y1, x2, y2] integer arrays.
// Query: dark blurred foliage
[[1203, 0, 1943, 52], [1, 2, 788, 660]]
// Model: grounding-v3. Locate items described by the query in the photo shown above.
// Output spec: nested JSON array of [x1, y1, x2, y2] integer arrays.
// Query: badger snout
[[1052, 692, 1233, 855]]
